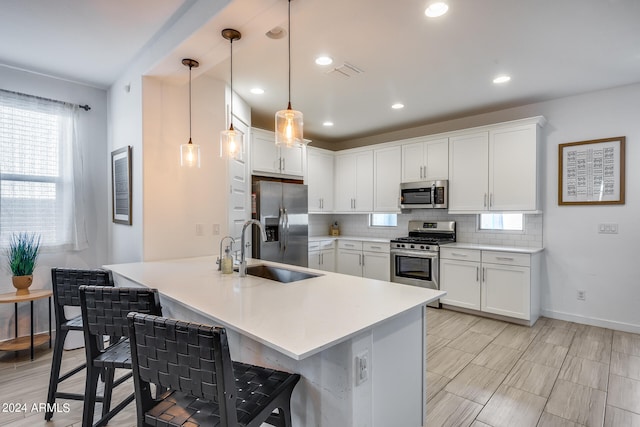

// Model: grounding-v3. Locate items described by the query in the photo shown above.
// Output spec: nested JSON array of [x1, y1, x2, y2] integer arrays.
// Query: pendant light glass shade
[[275, 0, 305, 148], [180, 58, 200, 168], [275, 103, 303, 147], [180, 139, 200, 167], [220, 28, 244, 161], [220, 124, 244, 160]]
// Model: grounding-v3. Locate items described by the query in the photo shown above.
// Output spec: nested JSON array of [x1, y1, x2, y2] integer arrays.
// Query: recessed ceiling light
[[493, 75, 511, 84], [425, 2, 449, 18], [391, 103, 405, 110], [315, 56, 333, 66], [265, 26, 286, 39], [323, 121, 334, 127], [250, 88, 265, 95]]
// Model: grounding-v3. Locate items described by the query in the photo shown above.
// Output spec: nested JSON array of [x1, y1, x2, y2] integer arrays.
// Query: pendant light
[[180, 58, 200, 168], [220, 28, 243, 160], [275, 0, 304, 148]]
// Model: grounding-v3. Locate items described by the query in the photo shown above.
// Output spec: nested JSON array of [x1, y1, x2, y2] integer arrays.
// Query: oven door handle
[[391, 250, 439, 258]]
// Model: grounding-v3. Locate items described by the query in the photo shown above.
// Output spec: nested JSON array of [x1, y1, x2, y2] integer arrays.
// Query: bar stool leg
[[101, 368, 115, 419], [82, 364, 101, 427], [45, 328, 69, 420]]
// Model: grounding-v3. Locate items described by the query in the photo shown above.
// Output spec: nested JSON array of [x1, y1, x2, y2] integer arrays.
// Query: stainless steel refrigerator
[[252, 181, 308, 267]]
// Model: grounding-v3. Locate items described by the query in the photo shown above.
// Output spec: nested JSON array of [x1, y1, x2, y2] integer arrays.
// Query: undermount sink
[[245, 264, 320, 283]]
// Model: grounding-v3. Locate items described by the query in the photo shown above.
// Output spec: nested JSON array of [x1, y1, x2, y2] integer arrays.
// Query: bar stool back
[[79, 286, 162, 427], [45, 268, 114, 421], [127, 312, 301, 427]]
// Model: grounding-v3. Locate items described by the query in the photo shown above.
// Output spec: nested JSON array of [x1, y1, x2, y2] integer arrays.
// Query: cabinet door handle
[[476, 266, 479, 282], [451, 252, 467, 257], [320, 252, 323, 265], [419, 166, 423, 179], [278, 157, 282, 171], [483, 267, 486, 282], [484, 193, 487, 208], [496, 256, 514, 261], [490, 193, 493, 207], [283, 158, 286, 171], [361, 254, 365, 267], [370, 246, 382, 250]]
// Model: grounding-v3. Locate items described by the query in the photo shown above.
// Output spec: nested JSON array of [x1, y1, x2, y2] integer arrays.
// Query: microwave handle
[[431, 182, 436, 207]]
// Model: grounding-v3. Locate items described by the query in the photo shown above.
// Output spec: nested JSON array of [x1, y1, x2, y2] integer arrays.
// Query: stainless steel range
[[390, 221, 456, 306]]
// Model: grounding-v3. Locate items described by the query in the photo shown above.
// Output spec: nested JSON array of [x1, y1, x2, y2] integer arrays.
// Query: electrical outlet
[[212, 224, 220, 235], [577, 290, 586, 301], [355, 351, 369, 385], [195, 223, 204, 236]]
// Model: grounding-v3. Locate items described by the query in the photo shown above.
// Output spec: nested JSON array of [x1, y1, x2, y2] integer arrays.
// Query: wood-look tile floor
[[426, 308, 640, 427], [1, 310, 639, 426]]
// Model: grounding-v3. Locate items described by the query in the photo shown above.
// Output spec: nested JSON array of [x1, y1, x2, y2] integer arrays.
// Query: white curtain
[[0, 89, 88, 250]]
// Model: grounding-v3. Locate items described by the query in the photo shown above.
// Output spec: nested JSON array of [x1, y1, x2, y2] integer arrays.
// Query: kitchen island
[[104, 256, 445, 427]]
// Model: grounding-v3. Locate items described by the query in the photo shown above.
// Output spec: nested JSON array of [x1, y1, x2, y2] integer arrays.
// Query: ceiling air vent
[[327, 62, 364, 78]]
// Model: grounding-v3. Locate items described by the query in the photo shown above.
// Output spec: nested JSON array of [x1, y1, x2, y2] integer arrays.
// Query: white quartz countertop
[[309, 235, 390, 243], [104, 256, 443, 361], [441, 242, 544, 254]]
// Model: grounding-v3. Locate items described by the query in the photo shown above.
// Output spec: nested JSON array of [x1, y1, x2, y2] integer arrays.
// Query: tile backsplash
[[310, 211, 543, 248]]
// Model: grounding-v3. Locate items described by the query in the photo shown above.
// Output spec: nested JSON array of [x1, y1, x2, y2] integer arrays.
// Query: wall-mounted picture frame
[[111, 146, 132, 224], [558, 136, 625, 205]]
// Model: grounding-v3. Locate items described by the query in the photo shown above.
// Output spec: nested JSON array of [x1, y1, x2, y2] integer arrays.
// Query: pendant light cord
[[288, 0, 292, 107], [230, 36, 235, 130], [189, 63, 193, 142]]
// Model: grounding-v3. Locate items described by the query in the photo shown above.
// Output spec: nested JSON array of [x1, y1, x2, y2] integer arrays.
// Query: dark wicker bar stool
[[127, 312, 301, 427], [45, 268, 114, 421], [79, 286, 162, 427]]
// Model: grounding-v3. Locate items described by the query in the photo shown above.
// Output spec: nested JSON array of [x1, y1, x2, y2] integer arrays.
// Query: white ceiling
[[2, 0, 640, 143]]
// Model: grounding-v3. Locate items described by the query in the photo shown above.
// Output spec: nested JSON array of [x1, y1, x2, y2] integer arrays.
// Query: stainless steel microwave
[[400, 180, 448, 209]]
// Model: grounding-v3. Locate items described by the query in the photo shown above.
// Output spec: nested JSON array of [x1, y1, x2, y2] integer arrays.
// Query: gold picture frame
[[558, 137, 625, 205], [111, 146, 132, 224]]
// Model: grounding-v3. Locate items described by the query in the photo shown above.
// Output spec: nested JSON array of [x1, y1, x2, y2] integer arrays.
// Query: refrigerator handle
[[283, 208, 289, 251], [278, 208, 284, 251]]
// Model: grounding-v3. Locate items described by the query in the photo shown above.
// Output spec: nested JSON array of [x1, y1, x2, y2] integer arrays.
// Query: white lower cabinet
[[337, 240, 390, 281], [440, 247, 540, 324], [308, 240, 336, 272]]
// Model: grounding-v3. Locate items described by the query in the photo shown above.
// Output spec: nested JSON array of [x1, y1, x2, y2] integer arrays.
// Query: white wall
[[0, 65, 108, 339], [327, 82, 640, 333], [142, 75, 230, 261]]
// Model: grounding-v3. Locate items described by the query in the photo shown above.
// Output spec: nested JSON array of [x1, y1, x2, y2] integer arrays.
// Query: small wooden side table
[[0, 289, 52, 360]]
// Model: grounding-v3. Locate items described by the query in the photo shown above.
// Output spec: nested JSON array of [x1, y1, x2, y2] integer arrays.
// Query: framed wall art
[[558, 136, 625, 205], [111, 146, 132, 224]]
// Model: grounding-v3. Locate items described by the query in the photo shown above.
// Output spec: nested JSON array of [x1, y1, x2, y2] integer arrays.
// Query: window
[[370, 214, 397, 227], [0, 90, 86, 249], [479, 213, 524, 231]]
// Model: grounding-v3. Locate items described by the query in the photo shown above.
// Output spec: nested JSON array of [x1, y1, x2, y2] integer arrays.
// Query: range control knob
[[420, 245, 425, 249], [410, 244, 415, 249]]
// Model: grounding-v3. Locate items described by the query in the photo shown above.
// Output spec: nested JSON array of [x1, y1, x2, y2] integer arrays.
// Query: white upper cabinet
[[307, 147, 334, 212], [401, 137, 448, 183], [251, 128, 304, 177], [374, 146, 401, 212], [334, 150, 373, 212], [489, 124, 539, 211], [448, 132, 489, 211], [448, 117, 544, 212]]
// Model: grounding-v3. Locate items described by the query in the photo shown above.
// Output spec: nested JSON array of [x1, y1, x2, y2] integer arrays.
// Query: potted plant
[[7, 232, 41, 295]]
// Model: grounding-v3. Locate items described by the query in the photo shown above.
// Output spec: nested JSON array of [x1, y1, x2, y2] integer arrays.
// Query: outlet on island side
[[577, 290, 586, 301], [355, 350, 369, 385]]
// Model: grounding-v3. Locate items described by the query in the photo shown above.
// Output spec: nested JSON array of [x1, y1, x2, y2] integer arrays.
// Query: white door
[[448, 132, 489, 211], [337, 249, 363, 277], [334, 154, 357, 211], [401, 142, 425, 183], [424, 138, 449, 180], [280, 145, 304, 176], [481, 263, 530, 320], [251, 129, 279, 174], [228, 118, 250, 239], [354, 150, 374, 212], [363, 251, 390, 281], [440, 259, 481, 310], [489, 124, 538, 211], [374, 146, 401, 212]]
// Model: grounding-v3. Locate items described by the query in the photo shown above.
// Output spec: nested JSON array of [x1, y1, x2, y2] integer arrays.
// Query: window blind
[[0, 90, 87, 250]]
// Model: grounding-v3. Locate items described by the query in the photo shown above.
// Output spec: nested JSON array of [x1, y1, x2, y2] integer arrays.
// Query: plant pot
[[12, 275, 33, 296]]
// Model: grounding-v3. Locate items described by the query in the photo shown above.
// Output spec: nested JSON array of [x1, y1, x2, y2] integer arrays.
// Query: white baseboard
[[541, 309, 640, 334]]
